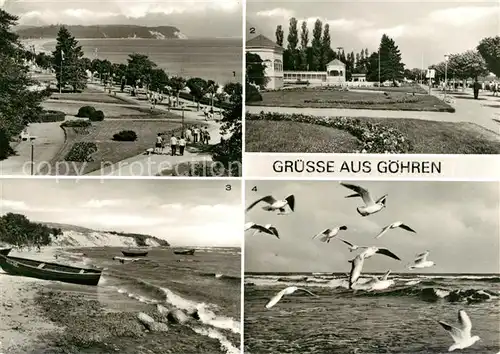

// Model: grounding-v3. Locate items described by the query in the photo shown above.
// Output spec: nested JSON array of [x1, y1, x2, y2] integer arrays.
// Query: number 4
[[251, 186, 257, 192]]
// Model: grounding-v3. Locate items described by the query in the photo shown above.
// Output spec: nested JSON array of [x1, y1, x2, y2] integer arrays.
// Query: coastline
[[0, 246, 240, 354]]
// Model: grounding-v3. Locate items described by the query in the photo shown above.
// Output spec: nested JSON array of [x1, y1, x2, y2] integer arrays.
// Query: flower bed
[[304, 95, 420, 105], [246, 112, 413, 153], [64, 142, 98, 162]]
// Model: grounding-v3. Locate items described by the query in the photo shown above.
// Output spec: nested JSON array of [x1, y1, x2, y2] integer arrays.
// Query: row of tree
[[429, 36, 500, 83], [0, 213, 62, 249], [274, 18, 407, 83]]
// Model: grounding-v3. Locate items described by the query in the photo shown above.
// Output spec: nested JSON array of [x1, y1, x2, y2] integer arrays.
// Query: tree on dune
[[186, 77, 209, 111], [477, 36, 500, 78], [52, 26, 87, 92]]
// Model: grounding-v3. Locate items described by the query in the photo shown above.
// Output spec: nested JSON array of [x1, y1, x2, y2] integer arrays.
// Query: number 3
[[225, 185, 232, 191]]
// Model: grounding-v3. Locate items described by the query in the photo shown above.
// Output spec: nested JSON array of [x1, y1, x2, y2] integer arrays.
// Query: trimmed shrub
[[61, 120, 91, 128], [245, 83, 262, 103], [35, 110, 66, 123], [64, 142, 97, 162], [76, 106, 96, 118], [112, 130, 137, 142], [246, 112, 413, 154], [90, 110, 105, 122]]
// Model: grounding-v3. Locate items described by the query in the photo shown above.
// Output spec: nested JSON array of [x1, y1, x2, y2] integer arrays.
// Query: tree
[[206, 80, 218, 111], [126, 53, 156, 87], [169, 76, 186, 106], [214, 92, 227, 118], [377, 34, 405, 83], [246, 52, 268, 89], [299, 21, 309, 70], [448, 50, 489, 83], [149, 68, 169, 92], [186, 77, 208, 111], [321, 24, 334, 70], [477, 36, 500, 77], [52, 26, 87, 92], [311, 19, 323, 71], [275, 25, 284, 47], [34, 52, 53, 69], [286, 17, 299, 70]]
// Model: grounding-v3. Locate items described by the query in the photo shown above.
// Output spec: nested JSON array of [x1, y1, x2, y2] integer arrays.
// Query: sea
[[244, 272, 500, 354], [41, 38, 242, 85], [43, 247, 241, 353]]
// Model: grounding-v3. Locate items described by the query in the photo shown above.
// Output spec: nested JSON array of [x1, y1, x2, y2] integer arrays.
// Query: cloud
[[256, 7, 295, 19], [81, 199, 128, 208], [0, 199, 30, 212], [427, 5, 499, 27]]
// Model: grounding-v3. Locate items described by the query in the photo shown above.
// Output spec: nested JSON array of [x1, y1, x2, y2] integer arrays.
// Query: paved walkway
[[0, 122, 65, 176], [247, 89, 500, 135]]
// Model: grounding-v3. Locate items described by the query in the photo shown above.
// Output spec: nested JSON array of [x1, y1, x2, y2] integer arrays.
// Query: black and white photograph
[[0, 179, 241, 354], [0, 0, 242, 177], [244, 180, 500, 353], [245, 1, 500, 154]]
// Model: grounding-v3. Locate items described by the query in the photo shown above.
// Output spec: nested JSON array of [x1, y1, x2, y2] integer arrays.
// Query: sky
[[245, 181, 500, 274], [246, 0, 499, 68], [1, 0, 243, 38], [0, 179, 242, 247]]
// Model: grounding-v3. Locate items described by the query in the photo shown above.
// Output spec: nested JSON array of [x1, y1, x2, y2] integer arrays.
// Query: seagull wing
[[375, 194, 388, 206], [458, 310, 472, 335], [268, 227, 280, 239], [245, 195, 277, 212], [415, 251, 429, 262], [399, 224, 416, 233], [285, 195, 295, 211], [296, 288, 319, 297], [265, 288, 287, 309], [312, 229, 330, 240], [339, 239, 354, 247], [438, 321, 463, 343], [252, 224, 274, 235], [376, 248, 401, 261], [340, 182, 374, 206], [244, 222, 254, 231], [382, 270, 391, 281], [375, 225, 391, 239]]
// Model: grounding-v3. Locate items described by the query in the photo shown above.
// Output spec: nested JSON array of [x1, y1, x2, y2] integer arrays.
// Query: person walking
[[170, 134, 178, 156], [492, 81, 498, 97], [185, 127, 192, 143], [179, 136, 186, 156], [473, 79, 481, 99], [155, 133, 163, 154], [203, 127, 210, 144], [193, 126, 200, 143]]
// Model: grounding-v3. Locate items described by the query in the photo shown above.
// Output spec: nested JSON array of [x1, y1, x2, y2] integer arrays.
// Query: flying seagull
[[368, 270, 395, 291], [244, 222, 279, 239], [245, 195, 295, 214], [359, 246, 401, 261], [265, 286, 318, 309], [348, 254, 365, 289], [338, 239, 363, 252], [312, 226, 348, 243], [408, 251, 435, 270], [438, 310, 480, 351], [375, 221, 416, 239], [340, 182, 387, 216]]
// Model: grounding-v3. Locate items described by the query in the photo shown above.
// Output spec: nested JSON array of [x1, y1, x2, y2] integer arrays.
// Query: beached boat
[[0, 254, 102, 286], [173, 249, 195, 256], [0, 248, 12, 256], [121, 249, 149, 257]]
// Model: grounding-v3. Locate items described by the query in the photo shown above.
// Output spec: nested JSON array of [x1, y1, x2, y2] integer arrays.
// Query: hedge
[[34, 110, 66, 123], [76, 106, 96, 118], [89, 110, 105, 121], [112, 130, 137, 142]]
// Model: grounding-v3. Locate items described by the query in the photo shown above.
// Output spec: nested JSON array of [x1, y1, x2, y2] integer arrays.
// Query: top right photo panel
[[245, 0, 500, 155]]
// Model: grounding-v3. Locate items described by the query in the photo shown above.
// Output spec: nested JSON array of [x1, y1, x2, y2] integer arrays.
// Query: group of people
[[488, 80, 499, 97], [152, 125, 211, 156]]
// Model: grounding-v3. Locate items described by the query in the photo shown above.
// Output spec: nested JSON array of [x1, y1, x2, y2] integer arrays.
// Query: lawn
[[245, 118, 500, 154], [250, 89, 455, 112], [354, 85, 427, 94], [44, 120, 182, 175], [246, 120, 361, 153], [51, 92, 130, 105]]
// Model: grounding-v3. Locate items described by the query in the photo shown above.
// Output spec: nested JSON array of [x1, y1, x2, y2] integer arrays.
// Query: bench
[[79, 270, 85, 274], [37, 263, 45, 269]]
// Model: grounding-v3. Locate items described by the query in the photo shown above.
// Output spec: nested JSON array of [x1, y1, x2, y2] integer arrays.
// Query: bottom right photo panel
[[244, 180, 500, 354]]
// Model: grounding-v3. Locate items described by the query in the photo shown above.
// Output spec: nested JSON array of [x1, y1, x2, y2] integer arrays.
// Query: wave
[[199, 272, 241, 284]]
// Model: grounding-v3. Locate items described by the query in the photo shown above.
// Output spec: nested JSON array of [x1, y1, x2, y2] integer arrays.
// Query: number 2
[[249, 27, 256, 34]]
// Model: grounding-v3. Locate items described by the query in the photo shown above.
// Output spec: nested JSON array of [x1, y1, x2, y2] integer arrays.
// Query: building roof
[[246, 34, 284, 53], [326, 59, 346, 67]]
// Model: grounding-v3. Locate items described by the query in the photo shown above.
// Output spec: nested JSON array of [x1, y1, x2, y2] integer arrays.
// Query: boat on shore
[[0, 254, 102, 286], [173, 249, 195, 256], [0, 248, 12, 256], [121, 249, 149, 257]]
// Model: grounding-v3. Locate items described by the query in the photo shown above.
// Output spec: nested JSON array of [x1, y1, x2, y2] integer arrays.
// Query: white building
[[246, 34, 284, 90]]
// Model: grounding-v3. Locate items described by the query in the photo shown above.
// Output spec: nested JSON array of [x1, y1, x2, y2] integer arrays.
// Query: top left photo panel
[[0, 0, 243, 177]]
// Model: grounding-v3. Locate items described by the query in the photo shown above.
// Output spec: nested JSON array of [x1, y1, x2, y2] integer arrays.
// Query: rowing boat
[[0, 254, 102, 286], [121, 249, 149, 257], [0, 248, 12, 256], [173, 249, 195, 255]]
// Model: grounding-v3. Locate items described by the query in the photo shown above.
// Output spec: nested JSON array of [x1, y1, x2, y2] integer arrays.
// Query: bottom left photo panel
[[0, 178, 242, 354]]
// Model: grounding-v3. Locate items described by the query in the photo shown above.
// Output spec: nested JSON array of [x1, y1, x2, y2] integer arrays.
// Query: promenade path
[[247, 87, 500, 136]]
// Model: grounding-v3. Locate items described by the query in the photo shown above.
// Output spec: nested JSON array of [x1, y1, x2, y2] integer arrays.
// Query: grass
[[45, 120, 182, 175], [50, 92, 130, 105], [245, 118, 500, 154], [354, 85, 427, 94], [250, 89, 455, 112]]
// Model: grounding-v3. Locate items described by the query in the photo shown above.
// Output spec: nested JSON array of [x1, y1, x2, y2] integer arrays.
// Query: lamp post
[[29, 136, 36, 176], [378, 49, 381, 86], [59, 49, 64, 94], [336, 46, 344, 86], [444, 54, 449, 101]]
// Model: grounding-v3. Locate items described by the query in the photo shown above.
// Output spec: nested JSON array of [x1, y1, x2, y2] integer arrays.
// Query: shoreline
[[0, 246, 240, 354]]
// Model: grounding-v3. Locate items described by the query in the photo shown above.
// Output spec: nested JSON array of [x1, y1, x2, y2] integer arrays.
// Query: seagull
[[244, 222, 279, 239], [438, 310, 480, 351], [359, 246, 401, 261], [312, 226, 348, 243], [368, 270, 395, 291], [265, 286, 318, 309], [375, 221, 416, 239], [348, 254, 365, 289], [245, 195, 295, 214], [340, 182, 387, 216], [408, 251, 435, 270], [338, 239, 363, 252]]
